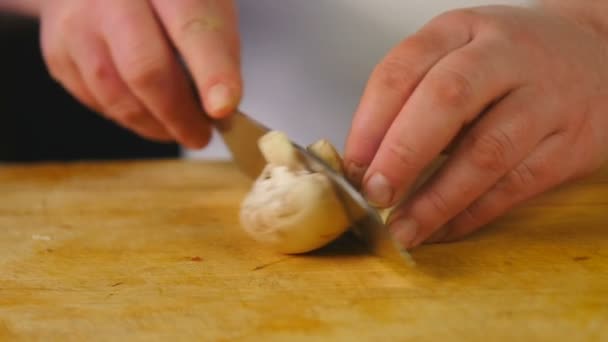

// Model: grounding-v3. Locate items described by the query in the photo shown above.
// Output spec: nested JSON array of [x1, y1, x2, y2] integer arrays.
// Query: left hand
[[343, 5, 608, 249]]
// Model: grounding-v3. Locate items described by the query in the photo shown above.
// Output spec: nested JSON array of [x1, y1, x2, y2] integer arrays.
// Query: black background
[[0, 15, 179, 163]]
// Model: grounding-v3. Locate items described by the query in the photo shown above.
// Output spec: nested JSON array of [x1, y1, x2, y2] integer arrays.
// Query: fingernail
[[364, 172, 393, 207], [389, 218, 418, 249], [346, 161, 367, 188], [206, 83, 236, 117]]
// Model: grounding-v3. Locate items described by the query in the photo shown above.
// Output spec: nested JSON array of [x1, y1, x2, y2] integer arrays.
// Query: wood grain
[[0, 159, 606, 341]]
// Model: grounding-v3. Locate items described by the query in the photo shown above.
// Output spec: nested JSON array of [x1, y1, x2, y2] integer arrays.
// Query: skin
[[344, 3, 608, 249], [35, 0, 242, 149]]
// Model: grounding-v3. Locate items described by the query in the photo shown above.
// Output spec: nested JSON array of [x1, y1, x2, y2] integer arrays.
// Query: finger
[[435, 131, 575, 243], [39, 4, 101, 111], [151, 0, 241, 119], [363, 35, 524, 209], [56, 59, 102, 113], [343, 13, 474, 187], [387, 87, 560, 249], [113, 113, 177, 142], [68, 31, 173, 142], [100, 0, 211, 149]]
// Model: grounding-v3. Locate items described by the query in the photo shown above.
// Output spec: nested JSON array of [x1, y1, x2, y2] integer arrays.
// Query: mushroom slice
[[258, 131, 303, 171], [239, 131, 350, 254], [307, 138, 345, 175]]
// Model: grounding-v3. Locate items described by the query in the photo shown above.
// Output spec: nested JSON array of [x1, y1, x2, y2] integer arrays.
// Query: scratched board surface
[[0, 160, 606, 341]]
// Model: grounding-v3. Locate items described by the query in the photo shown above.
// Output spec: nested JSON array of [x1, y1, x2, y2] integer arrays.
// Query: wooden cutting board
[[0, 159, 606, 341]]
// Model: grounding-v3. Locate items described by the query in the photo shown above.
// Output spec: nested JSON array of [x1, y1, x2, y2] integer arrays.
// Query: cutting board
[[0, 160, 606, 341]]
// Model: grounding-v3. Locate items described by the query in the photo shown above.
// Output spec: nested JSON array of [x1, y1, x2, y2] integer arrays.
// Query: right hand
[[39, 0, 242, 149]]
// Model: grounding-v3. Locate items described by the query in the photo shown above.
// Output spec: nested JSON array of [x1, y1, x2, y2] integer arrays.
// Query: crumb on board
[[573, 256, 590, 261]]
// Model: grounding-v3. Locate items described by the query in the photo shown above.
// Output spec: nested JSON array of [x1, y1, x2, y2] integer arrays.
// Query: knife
[[212, 110, 413, 265]]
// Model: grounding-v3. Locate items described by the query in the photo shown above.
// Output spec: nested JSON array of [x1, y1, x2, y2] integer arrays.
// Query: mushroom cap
[[239, 165, 350, 254]]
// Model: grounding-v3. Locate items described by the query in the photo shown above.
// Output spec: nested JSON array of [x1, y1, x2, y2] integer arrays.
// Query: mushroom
[[239, 131, 350, 254]]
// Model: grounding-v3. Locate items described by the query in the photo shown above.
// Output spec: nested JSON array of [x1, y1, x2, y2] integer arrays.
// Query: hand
[[39, 0, 241, 148], [344, 5, 608, 249]]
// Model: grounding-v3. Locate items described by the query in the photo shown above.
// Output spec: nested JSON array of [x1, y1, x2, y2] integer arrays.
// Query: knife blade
[[213, 110, 269, 179], [212, 111, 412, 265]]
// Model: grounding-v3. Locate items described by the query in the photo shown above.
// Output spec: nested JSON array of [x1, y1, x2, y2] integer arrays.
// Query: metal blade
[[293, 144, 413, 265], [213, 111, 270, 179]]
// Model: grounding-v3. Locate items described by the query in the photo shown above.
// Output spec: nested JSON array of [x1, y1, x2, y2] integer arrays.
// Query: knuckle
[[89, 56, 115, 84], [396, 33, 432, 57], [59, 13, 81, 32], [123, 53, 167, 89], [460, 205, 484, 228], [478, 14, 530, 46], [374, 55, 419, 92], [385, 139, 420, 173], [432, 8, 479, 28], [44, 59, 63, 83], [179, 16, 224, 38], [468, 129, 514, 173], [497, 162, 537, 196], [576, 148, 602, 179], [106, 99, 146, 125], [425, 188, 451, 216], [40, 45, 64, 81], [481, 16, 508, 35], [505, 28, 538, 49], [430, 67, 474, 108], [121, 111, 149, 127], [39, 33, 56, 61]]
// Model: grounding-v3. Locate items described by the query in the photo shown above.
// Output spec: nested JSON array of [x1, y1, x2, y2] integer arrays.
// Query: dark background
[[0, 15, 179, 163]]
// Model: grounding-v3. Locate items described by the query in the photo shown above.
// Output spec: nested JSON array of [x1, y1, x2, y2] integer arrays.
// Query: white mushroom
[[306, 138, 345, 175], [239, 131, 350, 254]]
